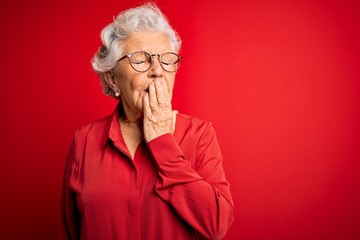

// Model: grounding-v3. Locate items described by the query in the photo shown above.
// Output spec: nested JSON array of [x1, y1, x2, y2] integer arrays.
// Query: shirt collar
[[100, 103, 123, 149], [100, 102, 183, 151]]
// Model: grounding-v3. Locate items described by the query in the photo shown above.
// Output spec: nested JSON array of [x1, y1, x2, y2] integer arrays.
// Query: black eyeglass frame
[[117, 51, 182, 73]]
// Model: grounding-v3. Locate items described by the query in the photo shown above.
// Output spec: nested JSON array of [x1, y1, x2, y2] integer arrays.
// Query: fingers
[[155, 80, 168, 105], [172, 110, 178, 132], [148, 81, 157, 111], [148, 79, 170, 109], [143, 92, 151, 118], [143, 80, 174, 142]]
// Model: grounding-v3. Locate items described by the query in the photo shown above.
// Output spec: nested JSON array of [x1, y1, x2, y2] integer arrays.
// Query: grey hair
[[91, 3, 182, 97]]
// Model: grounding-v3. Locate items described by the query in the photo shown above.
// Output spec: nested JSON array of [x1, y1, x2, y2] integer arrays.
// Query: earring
[[114, 87, 120, 97]]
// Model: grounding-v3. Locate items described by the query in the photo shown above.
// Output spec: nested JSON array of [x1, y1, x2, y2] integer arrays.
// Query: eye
[[131, 60, 147, 65], [161, 61, 171, 66], [161, 53, 180, 65], [129, 52, 150, 64]]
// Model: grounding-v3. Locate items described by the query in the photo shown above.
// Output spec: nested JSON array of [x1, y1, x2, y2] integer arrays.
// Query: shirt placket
[[112, 141, 141, 240]]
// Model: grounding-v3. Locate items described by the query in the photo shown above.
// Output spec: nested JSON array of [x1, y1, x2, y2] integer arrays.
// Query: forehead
[[122, 32, 173, 54]]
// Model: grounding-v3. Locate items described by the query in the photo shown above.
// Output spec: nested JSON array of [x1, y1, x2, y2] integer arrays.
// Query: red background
[[1, 0, 359, 239]]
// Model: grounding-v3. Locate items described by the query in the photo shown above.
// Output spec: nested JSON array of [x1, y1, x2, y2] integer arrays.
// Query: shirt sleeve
[[147, 122, 235, 240], [58, 137, 81, 240]]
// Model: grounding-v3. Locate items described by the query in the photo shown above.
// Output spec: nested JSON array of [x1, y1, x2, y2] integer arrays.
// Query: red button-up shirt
[[58, 106, 234, 240]]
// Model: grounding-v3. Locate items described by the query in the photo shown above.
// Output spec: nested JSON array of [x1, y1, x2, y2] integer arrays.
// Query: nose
[[147, 54, 164, 78]]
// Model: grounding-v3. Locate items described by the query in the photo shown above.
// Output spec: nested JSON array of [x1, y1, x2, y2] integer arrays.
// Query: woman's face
[[111, 32, 176, 119]]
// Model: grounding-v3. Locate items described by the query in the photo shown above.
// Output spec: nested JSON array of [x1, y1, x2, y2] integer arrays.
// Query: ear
[[103, 71, 121, 97], [103, 71, 117, 89]]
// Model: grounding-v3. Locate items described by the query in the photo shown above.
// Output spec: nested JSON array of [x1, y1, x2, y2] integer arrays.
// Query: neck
[[118, 102, 143, 127], [120, 117, 143, 128]]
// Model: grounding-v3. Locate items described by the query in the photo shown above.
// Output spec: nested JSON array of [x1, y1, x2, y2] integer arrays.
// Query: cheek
[[129, 75, 148, 91], [115, 67, 144, 91], [167, 75, 176, 91]]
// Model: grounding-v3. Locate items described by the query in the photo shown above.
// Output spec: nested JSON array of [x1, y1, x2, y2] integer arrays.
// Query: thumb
[[172, 110, 178, 132]]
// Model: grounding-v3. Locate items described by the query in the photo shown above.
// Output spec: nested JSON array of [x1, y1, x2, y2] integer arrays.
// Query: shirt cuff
[[147, 133, 184, 165]]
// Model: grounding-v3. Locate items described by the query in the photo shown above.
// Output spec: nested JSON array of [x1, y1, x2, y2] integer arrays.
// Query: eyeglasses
[[117, 51, 182, 73]]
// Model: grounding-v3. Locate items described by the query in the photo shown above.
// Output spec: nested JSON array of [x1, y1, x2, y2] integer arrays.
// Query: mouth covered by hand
[[142, 79, 176, 142]]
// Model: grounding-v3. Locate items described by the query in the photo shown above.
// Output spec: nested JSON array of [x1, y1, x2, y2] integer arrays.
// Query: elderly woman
[[59, 3, 234, 240]]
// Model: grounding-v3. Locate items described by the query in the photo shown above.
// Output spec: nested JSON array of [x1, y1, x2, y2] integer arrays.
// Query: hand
[[143, 79, 177, 143]]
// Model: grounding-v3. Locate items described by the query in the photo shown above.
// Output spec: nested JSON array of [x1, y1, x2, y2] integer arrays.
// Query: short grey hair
[[91, 3, 182, 97]]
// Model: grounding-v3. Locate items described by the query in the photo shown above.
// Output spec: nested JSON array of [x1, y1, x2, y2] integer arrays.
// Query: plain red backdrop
[[1, 0, 359, 239]]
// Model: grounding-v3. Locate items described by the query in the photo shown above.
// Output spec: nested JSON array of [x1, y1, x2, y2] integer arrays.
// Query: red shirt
[[58, 106, 234, 240]]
